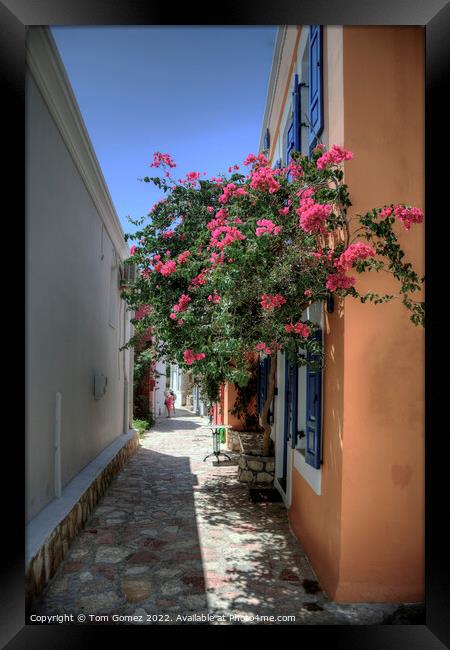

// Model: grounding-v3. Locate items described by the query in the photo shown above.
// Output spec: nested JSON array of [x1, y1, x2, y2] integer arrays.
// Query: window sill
[[293, 447, 322, 495]]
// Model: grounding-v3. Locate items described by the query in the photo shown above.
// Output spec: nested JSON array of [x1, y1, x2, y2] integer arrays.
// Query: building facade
[[25, 27, 137, 600], [252, 25, 425, 604]]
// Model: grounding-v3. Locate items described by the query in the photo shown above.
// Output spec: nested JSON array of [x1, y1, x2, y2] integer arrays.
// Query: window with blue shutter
[[286, 122, 295, 166], [308, 25, 324, 154], [286, 73, 300, 166], [264, 128, 270, 151], [305, 329, 323, 469]]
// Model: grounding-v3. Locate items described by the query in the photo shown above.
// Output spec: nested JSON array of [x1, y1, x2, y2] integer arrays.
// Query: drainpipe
[[54, 392, 62, 498]]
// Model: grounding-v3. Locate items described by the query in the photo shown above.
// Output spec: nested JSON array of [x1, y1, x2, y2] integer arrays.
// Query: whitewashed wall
[[153, 359, 167, 418], [26, 46, 133, 522]]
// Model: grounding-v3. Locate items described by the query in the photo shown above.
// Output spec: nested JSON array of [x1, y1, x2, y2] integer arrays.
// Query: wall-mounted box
[[94, 374, 108, 400]]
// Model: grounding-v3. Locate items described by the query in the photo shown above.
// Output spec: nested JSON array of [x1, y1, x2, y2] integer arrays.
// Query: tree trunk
[[260, 352, 277, 457]]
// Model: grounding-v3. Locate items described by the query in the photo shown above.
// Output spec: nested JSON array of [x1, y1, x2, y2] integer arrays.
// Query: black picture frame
[[2, 0, 449, 646]]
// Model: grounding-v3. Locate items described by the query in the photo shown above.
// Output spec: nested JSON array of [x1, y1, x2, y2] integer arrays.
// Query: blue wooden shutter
[[286, 123, 294, 165], [261, 358, 267, 411], [305, 329, 322, 468], [266, 356, 273, 424], [308, 26, 324, 151], [284, 358, 299, 452], [264, 128, 270, 150], [286, 73, 300, 165], [293, 73, 300, 151], [257, 356, 271, 414]]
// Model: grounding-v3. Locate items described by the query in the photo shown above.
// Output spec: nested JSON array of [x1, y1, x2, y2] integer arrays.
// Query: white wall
[[26, 71, 132, 522], [153, 359, 167, 418]]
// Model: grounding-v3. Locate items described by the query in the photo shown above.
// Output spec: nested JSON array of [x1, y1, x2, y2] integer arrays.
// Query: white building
[[25, 27, 137, 602], [169, 363, 190, 409], [152, 358, 167, 418]]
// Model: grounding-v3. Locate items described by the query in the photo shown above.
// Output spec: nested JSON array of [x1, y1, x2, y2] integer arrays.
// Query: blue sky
[[51, 26, 277, 241]]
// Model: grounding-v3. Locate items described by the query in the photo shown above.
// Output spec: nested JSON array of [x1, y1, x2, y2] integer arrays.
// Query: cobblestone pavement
[[31, 409, 402, 625]]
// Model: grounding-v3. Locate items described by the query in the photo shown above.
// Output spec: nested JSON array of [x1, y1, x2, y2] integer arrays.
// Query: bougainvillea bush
[[122, 146, 424, 455]]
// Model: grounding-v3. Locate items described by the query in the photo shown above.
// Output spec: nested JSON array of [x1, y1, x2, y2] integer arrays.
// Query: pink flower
[[177, 319, 185, 326], [278, 206, 290, 216], [285, 322, 310, 338], [189, 270, 208, 287], [183, 349, 205, 365], [255, 219, 281, 237], [393, 204, 424, 230], [218, 183, 248, 204], [170, 312, 177, 320], [210, 251, 225, 267], [316, 144, 354, 170], [207, 206, 214, 213], [177, 250, 191, 264], [171, 294, 191, 317], [210, 225, 246, 250], [207, 208, 229, 232], [162, 230, 174, 239], [244, 153, 269, 168], [296, 196, 332, 234], [130, 245, 137, 255], [159, 260, 177, 276], [335, 241, 376, 271], [249, 166, 281, 194], [379, 206, 393, 220], [150, 152, 176, 168], [207, 290, 221, 304], [285, 159, 303, 179], [255, 342, 271, 354], [178, 171, 201, 187], [326, 271, 356, 292], [183, 349, 195, 365], [304, 289, 313, 298], [260, 293, 286, 309]]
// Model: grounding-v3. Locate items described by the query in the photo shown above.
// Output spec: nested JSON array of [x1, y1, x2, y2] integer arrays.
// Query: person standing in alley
[[170, 390, 176, 414], [164, 391, 174, 418]]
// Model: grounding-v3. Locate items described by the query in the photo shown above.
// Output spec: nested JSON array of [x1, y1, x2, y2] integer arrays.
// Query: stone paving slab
[[29, 409, 407, 625]]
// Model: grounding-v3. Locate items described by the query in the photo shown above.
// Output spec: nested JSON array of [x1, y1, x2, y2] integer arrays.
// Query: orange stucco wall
[[288, 26, 424, 602], [223, 383, 244, 429]]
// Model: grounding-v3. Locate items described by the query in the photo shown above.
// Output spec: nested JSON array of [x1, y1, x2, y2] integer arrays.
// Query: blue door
[[257, 356, 272, 418], [282, 357, 298, 487], [305, 330, 322, 468]]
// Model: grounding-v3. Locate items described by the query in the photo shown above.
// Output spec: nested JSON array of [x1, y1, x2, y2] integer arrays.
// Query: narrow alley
[[30, 410, 400, 625]]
